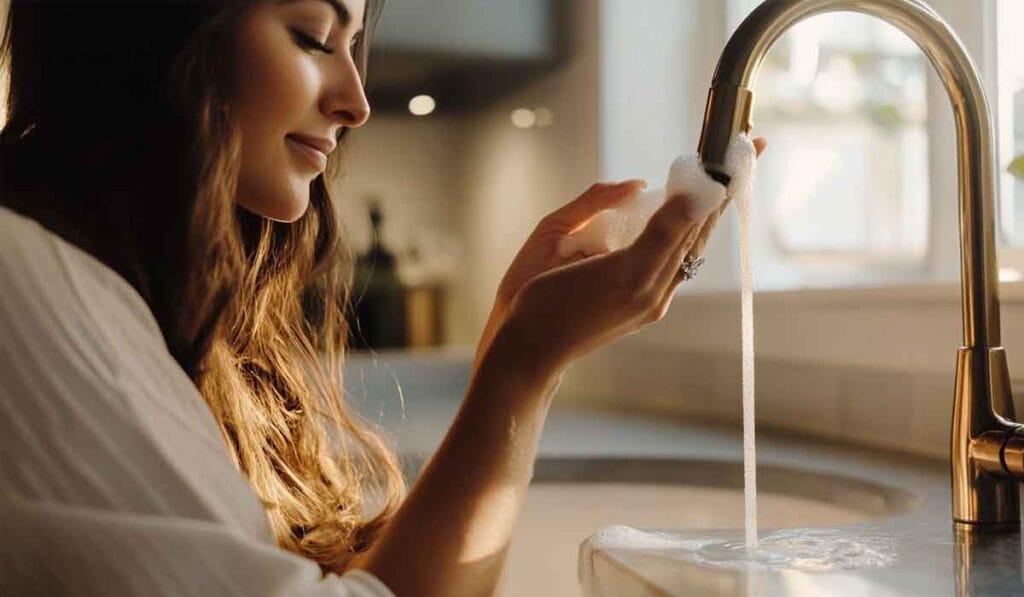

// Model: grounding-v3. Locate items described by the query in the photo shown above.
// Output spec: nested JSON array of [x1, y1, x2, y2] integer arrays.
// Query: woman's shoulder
[[0, 203, 164, 347], [0, 204, 272, 534], [0, 203, 151, 390]]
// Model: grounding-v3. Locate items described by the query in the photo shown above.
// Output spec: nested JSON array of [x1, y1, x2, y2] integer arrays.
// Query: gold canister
[[404, 283, 446, 347]]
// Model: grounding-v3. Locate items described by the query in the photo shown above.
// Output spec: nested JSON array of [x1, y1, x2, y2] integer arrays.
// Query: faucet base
[[953, 520, 1021, 534], [952, 348, 1020, 528]]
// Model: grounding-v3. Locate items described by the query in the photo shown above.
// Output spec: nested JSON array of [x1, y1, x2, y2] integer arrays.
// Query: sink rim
[[403, 455, 918, 518], [529, 457, 918, 518]]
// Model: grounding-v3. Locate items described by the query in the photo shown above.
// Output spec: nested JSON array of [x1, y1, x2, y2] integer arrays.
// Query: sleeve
[[0, 495, 395, 597], [0, 210, 396, 597]]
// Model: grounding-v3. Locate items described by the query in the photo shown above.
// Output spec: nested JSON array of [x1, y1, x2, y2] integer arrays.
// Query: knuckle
[[647, 296, 671, 323], [642, 306, 662, 325], [615, 255, 646, 288], [644, 217, 676, 247], [648, 291, 666, 313], [630, 285, 661, 314]]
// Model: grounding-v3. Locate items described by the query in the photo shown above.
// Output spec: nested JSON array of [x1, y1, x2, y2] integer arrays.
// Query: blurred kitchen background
[[326, 0, 1024, 458], [4, 0, 1024, 457], [337, 0, 1024, 341], [4, 2, 1024, 594]]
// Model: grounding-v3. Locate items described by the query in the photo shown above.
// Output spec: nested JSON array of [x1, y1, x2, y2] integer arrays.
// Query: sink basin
[[496, 457, 915, 597]]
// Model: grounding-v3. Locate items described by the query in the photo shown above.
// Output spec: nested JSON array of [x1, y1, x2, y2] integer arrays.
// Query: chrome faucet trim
[[698, 0, 1024, 531]]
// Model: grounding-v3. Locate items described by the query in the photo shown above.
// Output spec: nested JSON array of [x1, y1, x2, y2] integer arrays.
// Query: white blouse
[[0, 205, 394, 596]]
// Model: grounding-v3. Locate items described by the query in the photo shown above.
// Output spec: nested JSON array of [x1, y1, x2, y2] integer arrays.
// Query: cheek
[[235, 42, 315, 145], [230, 17, 322, 220]]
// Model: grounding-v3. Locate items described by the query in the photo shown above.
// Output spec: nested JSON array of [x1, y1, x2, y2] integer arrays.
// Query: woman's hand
[[472, 180, 647, 370], [495, 193, 719, 376], [473, 138, 766, 375]]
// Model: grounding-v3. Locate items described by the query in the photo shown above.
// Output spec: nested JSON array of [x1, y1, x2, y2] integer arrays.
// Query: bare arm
[[344, 152, 767, 594], [349, 322, 562, 596]]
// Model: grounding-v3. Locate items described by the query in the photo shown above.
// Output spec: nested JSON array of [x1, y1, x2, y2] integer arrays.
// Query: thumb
[[545, 179, 646, 233]]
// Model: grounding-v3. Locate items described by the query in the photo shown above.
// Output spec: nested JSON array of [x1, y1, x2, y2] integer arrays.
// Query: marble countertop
[[574, 432, 1023, 596], [343, 349, 1024, 596]]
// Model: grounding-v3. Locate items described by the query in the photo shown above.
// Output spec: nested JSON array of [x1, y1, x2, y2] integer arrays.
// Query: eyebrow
[[281, 0, 360, 32]]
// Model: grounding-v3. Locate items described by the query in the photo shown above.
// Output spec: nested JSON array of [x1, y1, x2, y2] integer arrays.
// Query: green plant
[[1010, 154, 1024, 179]]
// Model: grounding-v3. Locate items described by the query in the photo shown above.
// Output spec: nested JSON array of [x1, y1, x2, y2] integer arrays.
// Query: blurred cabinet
[[367, 0, 567, 111]]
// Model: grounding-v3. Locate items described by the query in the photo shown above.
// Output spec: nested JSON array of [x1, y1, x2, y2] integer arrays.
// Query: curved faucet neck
[[698, 0, 1001, 348]]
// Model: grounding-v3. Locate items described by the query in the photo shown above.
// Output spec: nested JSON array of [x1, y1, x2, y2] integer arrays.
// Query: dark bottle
[[348, 199, 407, 350]]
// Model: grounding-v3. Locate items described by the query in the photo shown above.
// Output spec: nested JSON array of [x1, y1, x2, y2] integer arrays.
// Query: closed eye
[[290, 29, 334, 54]]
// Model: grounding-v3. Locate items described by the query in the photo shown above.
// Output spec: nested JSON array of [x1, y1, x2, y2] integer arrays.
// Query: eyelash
[[291, 29, 334, 54], [291, 29, 362, 56]]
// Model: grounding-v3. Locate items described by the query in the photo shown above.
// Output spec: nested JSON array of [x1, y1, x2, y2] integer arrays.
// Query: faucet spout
[[699, 0, 1020, 530]]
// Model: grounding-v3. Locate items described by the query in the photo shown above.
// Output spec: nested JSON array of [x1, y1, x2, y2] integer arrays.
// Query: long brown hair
[[0, 0, 405, 574]]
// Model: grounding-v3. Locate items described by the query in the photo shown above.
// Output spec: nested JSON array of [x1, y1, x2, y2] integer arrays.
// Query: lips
[[287, 133, 336, 155], [286, 136, 328, 172]]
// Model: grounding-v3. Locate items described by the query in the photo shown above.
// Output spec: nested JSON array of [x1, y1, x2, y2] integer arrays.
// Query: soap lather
[[557, 134, 756, 260]]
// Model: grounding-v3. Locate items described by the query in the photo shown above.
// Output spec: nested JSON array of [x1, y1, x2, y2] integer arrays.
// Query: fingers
[[753, 137, 767, 158], [544, 179, 647, 233], [556, 227, 610, 261], [651, 216, 698, 296], [629, 194, 708, 288], [680, 213, 709, 254], [650, 266, 687, 323], [689, 206, 723, 259], [648, 223, 706, 322], [633, 138, 767, 323]]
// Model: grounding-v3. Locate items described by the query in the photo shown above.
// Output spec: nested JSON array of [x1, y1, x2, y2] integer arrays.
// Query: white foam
[[557, 135, 756, 260], [579, 526, 897, 593], [578, 525, 709, 595]]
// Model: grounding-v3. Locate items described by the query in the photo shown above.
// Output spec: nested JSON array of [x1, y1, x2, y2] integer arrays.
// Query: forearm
[[351, 324, 562, 596], [472, 304, 505, 373]]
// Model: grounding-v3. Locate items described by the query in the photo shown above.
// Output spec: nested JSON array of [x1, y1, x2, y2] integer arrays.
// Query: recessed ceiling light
[[510, 108, 536, 129], [408, 95, 436, 116], [534, 108, 554, 128]]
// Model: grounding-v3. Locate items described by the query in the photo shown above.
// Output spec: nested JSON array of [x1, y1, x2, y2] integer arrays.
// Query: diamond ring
[[678, 255, 705, 281]]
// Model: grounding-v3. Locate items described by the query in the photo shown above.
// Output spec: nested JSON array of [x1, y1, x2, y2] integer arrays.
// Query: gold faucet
[[698, 0, 1023, 531]]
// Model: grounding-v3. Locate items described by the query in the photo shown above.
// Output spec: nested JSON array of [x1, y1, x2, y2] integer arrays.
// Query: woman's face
[[231, 0, 369, 223]]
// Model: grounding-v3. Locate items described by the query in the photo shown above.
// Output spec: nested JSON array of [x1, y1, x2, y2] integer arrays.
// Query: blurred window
[[729, 1, 929, 263], [996, 0, 1024, 246]]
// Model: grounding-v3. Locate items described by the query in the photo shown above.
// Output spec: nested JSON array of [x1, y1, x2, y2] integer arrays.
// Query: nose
[[326, 57, 371, 129]]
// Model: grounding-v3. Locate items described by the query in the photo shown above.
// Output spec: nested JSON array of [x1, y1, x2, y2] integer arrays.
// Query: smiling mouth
[[286, 136, 328, 172]]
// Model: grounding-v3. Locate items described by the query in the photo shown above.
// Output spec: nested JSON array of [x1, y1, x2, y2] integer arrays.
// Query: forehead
[[279, 0, 366, 27]]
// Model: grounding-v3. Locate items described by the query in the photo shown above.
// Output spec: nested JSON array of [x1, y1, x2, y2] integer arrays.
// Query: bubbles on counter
[[582, 525, 898, 574]]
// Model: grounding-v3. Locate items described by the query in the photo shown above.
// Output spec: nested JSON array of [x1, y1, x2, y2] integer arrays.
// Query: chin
[[237, 197, 309, 223], [267, 202, 309, 223]]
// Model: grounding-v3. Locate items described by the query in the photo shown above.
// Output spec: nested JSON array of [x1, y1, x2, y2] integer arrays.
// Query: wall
[[450, 0, 602, 346], [342, 1, 603, 349], [339, 115, 463, 254]]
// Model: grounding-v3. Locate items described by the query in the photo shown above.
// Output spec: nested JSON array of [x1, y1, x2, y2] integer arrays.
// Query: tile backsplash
[[559, 341, 1024, 461]]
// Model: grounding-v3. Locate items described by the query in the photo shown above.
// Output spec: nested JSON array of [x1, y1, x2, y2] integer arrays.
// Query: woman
[[0, 0, 764, 595]]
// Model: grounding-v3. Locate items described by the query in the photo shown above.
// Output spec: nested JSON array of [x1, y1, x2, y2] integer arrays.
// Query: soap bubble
[[557, 134, 757, 260]]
